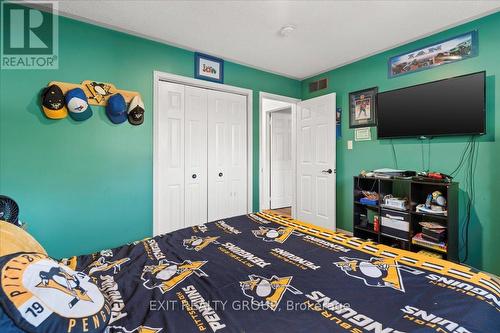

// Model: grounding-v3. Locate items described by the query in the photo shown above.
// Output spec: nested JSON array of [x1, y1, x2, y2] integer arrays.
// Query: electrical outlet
[[347, 140, 353, 150]]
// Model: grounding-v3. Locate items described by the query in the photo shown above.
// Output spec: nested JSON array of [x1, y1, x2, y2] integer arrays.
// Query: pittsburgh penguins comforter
[[0, 212, 499, 333]]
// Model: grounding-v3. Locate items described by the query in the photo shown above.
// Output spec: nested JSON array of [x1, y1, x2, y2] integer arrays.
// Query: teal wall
[[302, 12, 500, 274], [0, 14, 301, 258]]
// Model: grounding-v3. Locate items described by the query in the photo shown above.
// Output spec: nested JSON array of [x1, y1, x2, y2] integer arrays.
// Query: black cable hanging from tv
[[450, 137, 473, 177], [390, 139, 398, 169], [451, 136, 478, 264], [427, 138, 431, 171], [421, 141, 425, 171]]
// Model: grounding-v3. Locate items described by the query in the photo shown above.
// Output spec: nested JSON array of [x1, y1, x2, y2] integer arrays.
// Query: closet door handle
[[322, 168, 333, 174], [192, 174, 197, 179], [218, 172, 223, 177]]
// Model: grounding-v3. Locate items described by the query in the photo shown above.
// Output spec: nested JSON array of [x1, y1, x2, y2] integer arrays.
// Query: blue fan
[[0, 195, 19, 225]]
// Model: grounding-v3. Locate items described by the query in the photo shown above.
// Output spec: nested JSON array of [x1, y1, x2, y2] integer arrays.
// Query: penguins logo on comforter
[[141, 259, 208, 293], [251, 226, 297, 243], [183, 236, 219, 251], [334, 256, 411, 291], [0, 253, 109, 333], [240, 274, 302, 311]]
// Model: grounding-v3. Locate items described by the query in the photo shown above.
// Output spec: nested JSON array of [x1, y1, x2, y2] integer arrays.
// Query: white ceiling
[[47, 0, 500, 79]]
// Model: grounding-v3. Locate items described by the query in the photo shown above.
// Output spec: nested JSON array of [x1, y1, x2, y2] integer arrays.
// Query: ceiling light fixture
[[279, 25, 296, 37]]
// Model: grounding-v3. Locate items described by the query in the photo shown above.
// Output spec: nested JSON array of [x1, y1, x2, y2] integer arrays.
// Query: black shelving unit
[[353, 176, 458, 261]]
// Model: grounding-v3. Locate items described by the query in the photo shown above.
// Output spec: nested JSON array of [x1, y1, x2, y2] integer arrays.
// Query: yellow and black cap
[[41, 84, 68, 119]]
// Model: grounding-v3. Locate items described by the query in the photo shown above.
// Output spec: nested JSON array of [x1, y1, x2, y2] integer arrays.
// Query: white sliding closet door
[[227, 93, 248, 217], [207, 90, 247, 221], [157, 81, 185, 235], [156, 81, 248, 235], [184, 86, 208, 227]]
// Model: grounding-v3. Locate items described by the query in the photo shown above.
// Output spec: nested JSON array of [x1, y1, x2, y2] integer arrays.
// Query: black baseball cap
[[41, 84, 68, 119]]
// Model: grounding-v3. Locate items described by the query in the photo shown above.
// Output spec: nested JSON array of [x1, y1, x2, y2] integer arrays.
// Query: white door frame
[[153, 71, 253, 235], [259, 92, 300, 216]]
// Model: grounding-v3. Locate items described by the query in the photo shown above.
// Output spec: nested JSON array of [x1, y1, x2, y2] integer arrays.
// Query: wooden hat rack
[[47, 80, 141, 106]]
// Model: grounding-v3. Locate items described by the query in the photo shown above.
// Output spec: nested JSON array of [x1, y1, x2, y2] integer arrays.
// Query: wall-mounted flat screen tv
[[377, 71, 486, 139]]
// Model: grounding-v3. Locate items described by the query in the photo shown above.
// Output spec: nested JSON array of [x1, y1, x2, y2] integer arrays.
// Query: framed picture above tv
[[388, 31, 478, 78], [195, 52, 224, 83], [349, 87, 378, 128]]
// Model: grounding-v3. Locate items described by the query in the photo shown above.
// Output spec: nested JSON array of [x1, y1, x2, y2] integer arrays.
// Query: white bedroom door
[[207, 90, 247, 221], [296, 93, 336, 230], [270, 109, 292, 209], [184, 86, 208, 227]]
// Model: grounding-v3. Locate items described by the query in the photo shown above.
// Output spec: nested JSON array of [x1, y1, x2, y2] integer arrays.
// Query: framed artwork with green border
[[349, 87, 378, 128]]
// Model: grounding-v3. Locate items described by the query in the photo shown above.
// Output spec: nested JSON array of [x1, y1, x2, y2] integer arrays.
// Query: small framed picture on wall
[[195, 52, 224, 83], [349, 87, 378, 128]]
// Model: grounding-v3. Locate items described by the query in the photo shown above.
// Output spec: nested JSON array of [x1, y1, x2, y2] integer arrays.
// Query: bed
[[0, 212, 498, 333]]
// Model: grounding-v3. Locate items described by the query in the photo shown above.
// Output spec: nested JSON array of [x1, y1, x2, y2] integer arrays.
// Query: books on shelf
[[419, 221, 447, 242], [412, 233, 447, 253], [422, 227, 446, 243]]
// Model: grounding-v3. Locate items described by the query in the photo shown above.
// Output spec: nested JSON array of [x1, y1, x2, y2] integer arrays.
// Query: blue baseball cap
[[65, 88, 93, 121], [106, 93, 127, 124]]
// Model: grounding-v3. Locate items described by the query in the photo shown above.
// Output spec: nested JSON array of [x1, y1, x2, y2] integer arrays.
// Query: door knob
[[192, 174, 197, 179], [218, 172, 223, 177], [322, 168, 333, 174]]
